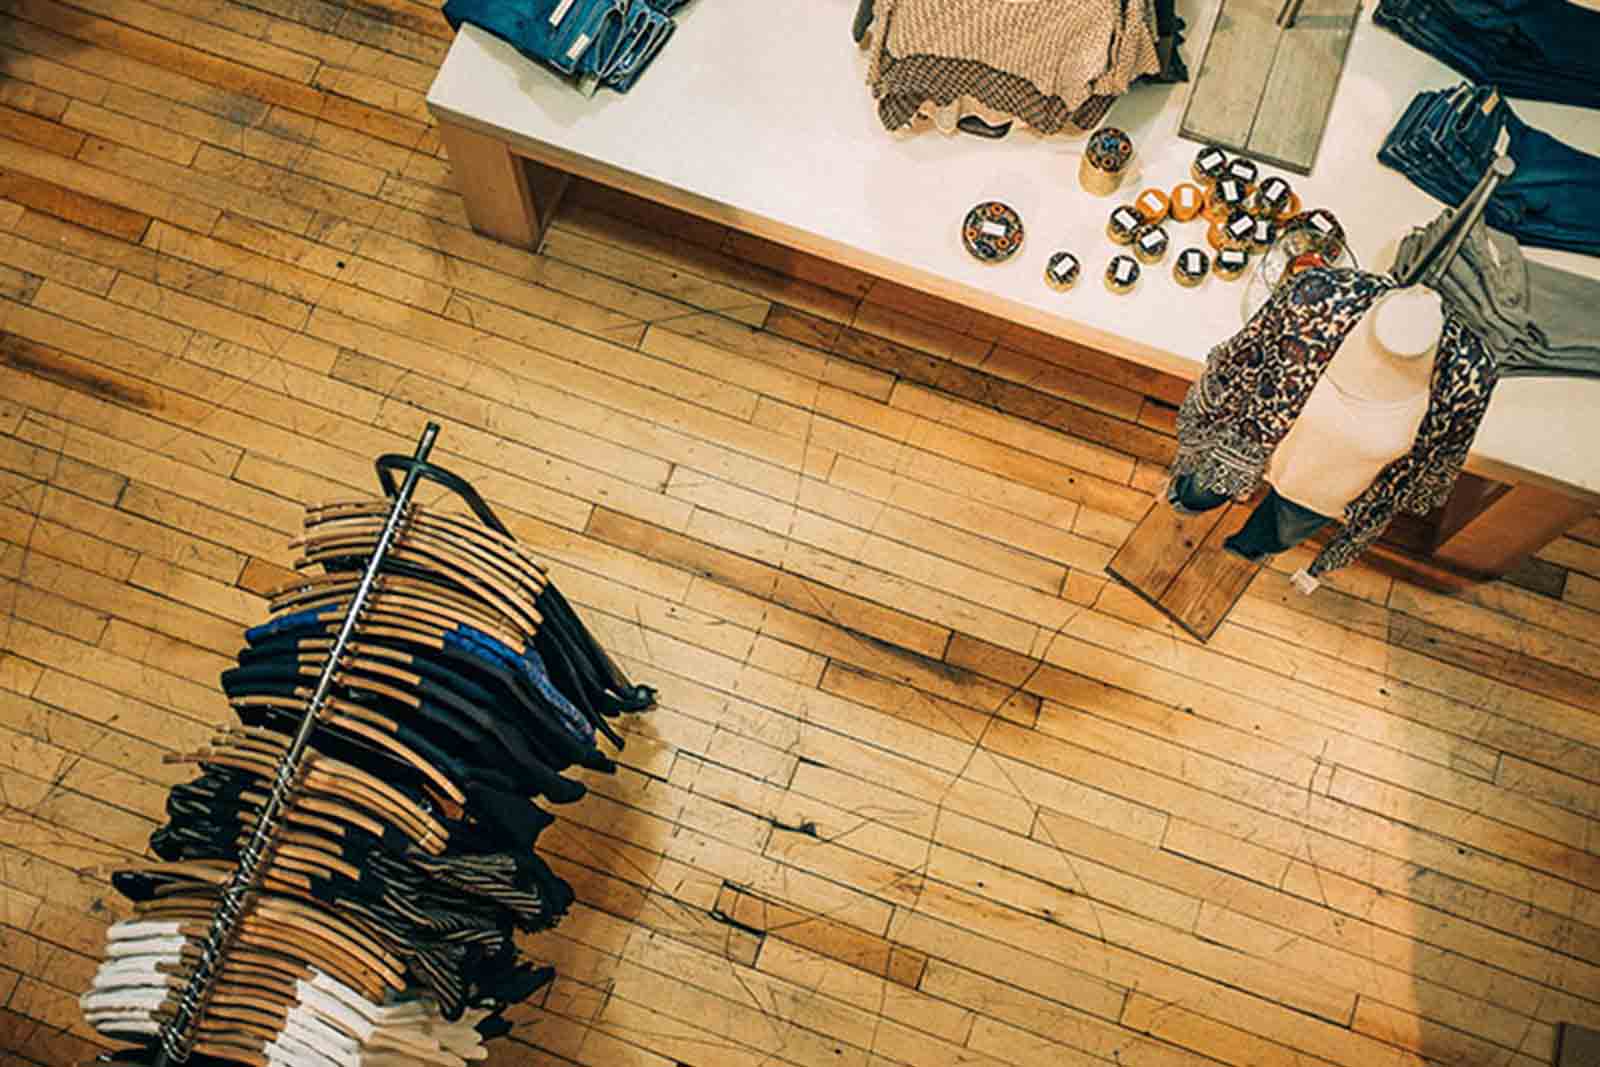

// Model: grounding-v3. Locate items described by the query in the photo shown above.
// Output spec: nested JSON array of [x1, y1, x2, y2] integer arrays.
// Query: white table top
[[428, 0, 1600, 497]]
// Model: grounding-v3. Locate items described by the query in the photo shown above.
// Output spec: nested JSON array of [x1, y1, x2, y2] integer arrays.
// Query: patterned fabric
[[1173, 268, 1498, 576], [861, 0, 1160, 135]]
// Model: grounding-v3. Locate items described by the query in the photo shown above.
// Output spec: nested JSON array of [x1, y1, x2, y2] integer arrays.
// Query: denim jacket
[[1172, 268, 1498, 576]]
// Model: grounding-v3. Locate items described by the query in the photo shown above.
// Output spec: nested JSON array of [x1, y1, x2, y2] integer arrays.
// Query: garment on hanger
[[858, 0, 1163, 135], [1379, 82, 1600, 256], [84, 467, 654, 1065], [1172, 267, 1499, 577], [442, 0, 685, 94], [1373, 0, 1600, 109], [1391, 210, 1600, 381]]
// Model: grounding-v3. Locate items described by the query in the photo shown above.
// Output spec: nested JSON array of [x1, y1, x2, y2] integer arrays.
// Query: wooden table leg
[[1430, 482, 1594, 577], [437, 120, 570, 249]]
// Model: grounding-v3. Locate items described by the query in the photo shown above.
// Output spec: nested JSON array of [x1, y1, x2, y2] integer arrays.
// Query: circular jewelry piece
[[1252, 176, 1294, 219], [1169, 183, 1205, 222], [1133, 224, 1170, 264], [1107, 205, 1143, 245], [1045, 251, 1081, 290], [1215, 247, 1251, 280], [962, 201, 1025, 263], [1249, 216, 1278, 252], [1105, 254, 1141, 293], [1134, 188, 1171, 224], [1174, 247, 1210, 287], [1081, 127, 1135, 195], [1192, 145, 1229, 186]]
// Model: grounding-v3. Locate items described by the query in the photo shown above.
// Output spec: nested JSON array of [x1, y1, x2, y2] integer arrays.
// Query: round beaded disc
[[962, 201, 1025, 263]]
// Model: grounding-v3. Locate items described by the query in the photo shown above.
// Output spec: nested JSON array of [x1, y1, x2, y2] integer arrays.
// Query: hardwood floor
[[1, 1, 1599, 1065]]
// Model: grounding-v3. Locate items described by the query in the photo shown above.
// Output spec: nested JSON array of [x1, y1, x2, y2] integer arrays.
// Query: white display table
[[426, 1, 1600, 574]]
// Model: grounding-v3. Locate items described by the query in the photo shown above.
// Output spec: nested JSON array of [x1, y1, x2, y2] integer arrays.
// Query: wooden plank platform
[[0, 4, 1598, 1067]]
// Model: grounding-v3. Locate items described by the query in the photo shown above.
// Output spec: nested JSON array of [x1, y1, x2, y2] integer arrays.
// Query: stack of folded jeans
[[1392, 209, 1600, 380], [1373, 0, 1600, 109], [1378, 82, 1600, 256], [442, 0, 691, 94]]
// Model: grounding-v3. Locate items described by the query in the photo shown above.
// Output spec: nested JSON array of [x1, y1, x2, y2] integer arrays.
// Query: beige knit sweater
[[863, 0, 1160, 135]]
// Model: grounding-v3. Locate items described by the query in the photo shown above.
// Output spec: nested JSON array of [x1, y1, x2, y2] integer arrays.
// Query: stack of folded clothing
[[87, 918, 497, 1066], [1392, 210, 1600, 380], [81, 466, 655, 1066], [1373, 0, 1600, 109], [443, 0, 692, 95], [1378, 81, 1600, 256], [857, 0, 1164, 135]]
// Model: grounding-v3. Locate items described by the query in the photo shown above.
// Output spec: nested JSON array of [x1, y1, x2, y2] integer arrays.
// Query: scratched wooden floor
[[3, 1, 1600, 1065]]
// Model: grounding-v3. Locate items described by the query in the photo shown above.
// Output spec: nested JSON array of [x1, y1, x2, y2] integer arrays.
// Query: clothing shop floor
[[3, 1, 1600, 1065]]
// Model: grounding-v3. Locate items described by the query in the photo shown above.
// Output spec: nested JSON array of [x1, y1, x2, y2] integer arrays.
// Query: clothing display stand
[[81, 419, 654, 1066], [1110, 149, 1527, 634], [1107, 495, 1262, 642], [151, 424, 441, 1067]]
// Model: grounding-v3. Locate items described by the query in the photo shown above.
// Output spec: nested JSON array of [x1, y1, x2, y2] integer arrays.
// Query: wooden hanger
[[299, 512, 548, 605], [311, 498, 549, 575]]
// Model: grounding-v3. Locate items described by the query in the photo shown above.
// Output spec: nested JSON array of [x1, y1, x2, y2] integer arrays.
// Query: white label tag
[[1312, 214, 1333, 233], [565, 31, 591, 61], [1183, 252, 1202, 272], [1229, 217, 1253, 237], [980, 221, 1007, 238], [1051, 258, 1075, 280], [1140, 231, 1162, 251], [1113, 209, 1137, 228], [1140, 192, 1162, 212], [1200, 149, 1224, 168], [1221, 180, 1241, 201], [1178, 188, 1197, 208], [549, 0, 576, 25], [1116, 261, 1133, 283], [1222, 250, 1246, 267]]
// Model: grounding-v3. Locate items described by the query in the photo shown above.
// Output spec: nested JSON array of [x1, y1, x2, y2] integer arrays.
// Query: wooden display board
[[1180, 0, 1363, 173], [1107, 498, 1264, 642]]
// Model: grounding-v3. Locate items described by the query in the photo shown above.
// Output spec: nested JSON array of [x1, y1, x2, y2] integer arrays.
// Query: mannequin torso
[[1265, 285, 1440, 518], [1323, 285, 1441, 401]]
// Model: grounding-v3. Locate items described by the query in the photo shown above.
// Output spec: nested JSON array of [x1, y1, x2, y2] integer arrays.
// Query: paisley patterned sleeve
[[1309, 324, 1498, 577], [1171, 279, 1297, 493]]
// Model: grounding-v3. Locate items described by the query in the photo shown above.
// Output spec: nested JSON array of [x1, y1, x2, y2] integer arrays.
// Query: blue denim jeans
[[1374, 0, 1600, 108], [443, 0, 680, 92], [1378, 83, 1600, 256], [1167, 475, 1332, 561]]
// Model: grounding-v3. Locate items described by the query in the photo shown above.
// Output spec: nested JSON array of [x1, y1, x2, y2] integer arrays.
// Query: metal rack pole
[[1396, 152, 1516, 288], [152, 422, 440, 1066]]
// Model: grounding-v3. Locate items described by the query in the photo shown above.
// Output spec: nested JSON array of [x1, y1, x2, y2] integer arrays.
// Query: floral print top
[[1172, 268, 1498, 576]]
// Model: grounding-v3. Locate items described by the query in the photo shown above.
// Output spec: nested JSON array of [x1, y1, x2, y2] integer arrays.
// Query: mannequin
[[1261, 285, 1440, 592]]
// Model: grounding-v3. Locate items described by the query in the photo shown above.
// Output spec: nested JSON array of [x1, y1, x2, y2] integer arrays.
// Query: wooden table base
[[1107, 498, 1264, 643], [437, 120, 571, 250]]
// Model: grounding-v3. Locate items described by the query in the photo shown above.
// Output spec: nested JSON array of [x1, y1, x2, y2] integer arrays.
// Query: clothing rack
[[151, 423, 441, 1066], [1395, 141, 1516, 287]]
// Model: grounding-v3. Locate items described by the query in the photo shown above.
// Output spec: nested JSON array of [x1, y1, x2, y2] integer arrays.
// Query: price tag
[[1312, 213, 1334, 234], [1199, 149, 1225, 169], [1115, 260, 1134, 283], [1139, 230, 1163, 252], [549, 0, 576, 24], [1051, 256, 1076, 280], [1140, 192, 1164, 213], [1113, 208, 1138, 229], [1183, 251, 1204, 272], [980, 221, 1007, 238], [565, 32, 592, 60], [1220, 180, 1242, 203], [1220, 249, 1247, 268], [1228, 216, 1253, 238]]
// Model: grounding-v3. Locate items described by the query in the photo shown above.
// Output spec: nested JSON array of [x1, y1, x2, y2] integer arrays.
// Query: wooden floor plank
[[4, 11, 1600, 1067]]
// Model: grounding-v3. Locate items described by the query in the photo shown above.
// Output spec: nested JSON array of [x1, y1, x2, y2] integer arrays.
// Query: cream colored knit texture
[[866, 0, 1158, 114]]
